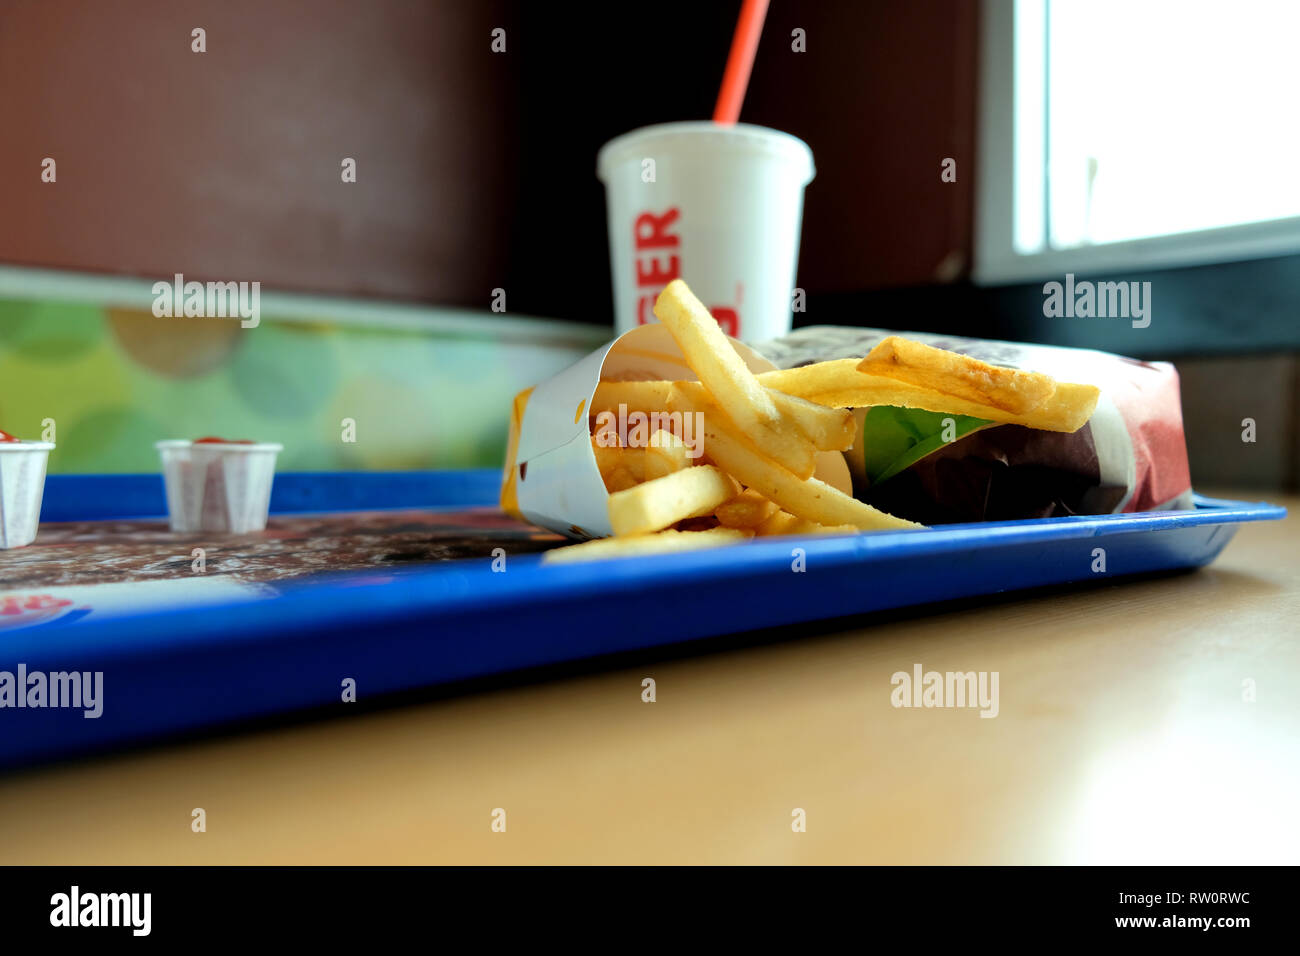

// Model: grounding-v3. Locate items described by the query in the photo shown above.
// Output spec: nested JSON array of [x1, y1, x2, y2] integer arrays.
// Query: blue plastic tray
[[0, 471, 1285, 769]]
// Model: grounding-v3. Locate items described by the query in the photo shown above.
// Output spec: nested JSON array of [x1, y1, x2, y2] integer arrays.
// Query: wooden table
[[2, 491, 1295, 865]]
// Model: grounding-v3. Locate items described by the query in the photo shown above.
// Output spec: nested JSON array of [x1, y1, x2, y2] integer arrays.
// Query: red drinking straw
[[712, 0, 770, 125]]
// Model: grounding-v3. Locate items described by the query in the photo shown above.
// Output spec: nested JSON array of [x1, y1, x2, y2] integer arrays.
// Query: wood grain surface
[[0, 490, 1294, 864]]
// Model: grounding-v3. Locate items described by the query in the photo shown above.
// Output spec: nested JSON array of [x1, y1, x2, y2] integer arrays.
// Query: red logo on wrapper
[[0, 593, 82, 630], [633, 207, 739, 337]]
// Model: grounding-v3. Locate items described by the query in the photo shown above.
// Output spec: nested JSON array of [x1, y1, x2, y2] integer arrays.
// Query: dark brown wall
[[0, 0, 978, 317], [0, 0, 515, 303], [745, 0, 978, 292]]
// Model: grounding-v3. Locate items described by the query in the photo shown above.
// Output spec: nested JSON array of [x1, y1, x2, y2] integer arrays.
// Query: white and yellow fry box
[[501, 323, 849, 539], [0, 440, 55, 549]]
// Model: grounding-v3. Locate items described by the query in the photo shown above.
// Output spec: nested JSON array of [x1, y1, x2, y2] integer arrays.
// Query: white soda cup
[[597, 122, 814, 342]]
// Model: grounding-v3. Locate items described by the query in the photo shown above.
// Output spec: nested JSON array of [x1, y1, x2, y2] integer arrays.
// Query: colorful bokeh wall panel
[[0, 297, 589, 473]]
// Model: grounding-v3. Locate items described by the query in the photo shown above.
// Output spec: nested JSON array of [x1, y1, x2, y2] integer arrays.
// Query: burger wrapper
[[502, 324, 1192, 536], [756, 326, 1193, 523]]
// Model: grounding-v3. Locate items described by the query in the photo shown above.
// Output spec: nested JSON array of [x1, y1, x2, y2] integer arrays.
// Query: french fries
[[607, 464, 738, 536], [644, 429, 693, 480], [787, 518, 859, 536], [754, 509, 800, 536], [755, 359, 863, 397], [591, 436, 645, 487], [602, 466, 640, 493], [654, 280, 817, 479], [755, 355, 1100, 433], [754, 509, 857, 537], [543, 527, 752, 564], [715, 489, 777, 529], [542, 279, 1098, 563], [858, 335, 1057, 415], [674, 382, 852, 453], [653, 279, 781, 430], [592, 380, 855, 452], [767, 390, 857, 452], [687, 404, 921, 531], [591, 379, 673, 414]]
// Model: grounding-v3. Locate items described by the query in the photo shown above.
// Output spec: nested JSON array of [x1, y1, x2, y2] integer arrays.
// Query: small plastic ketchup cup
[[0, 433, 55, 548], [155, 439, 283, 534]]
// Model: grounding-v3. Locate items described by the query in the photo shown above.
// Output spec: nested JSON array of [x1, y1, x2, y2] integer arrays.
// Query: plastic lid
[[597, 122, 815, 184]]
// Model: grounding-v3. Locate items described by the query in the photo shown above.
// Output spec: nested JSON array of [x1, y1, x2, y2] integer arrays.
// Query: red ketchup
[[194, 437, 254, 444], [0, 430, 21, 443]]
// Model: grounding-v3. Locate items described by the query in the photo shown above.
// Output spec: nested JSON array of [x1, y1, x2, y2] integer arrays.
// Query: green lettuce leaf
[[860, 406, 992, 486]]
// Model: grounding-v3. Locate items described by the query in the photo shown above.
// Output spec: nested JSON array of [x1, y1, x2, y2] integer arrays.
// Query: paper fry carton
[[501, 324, 849, 539]]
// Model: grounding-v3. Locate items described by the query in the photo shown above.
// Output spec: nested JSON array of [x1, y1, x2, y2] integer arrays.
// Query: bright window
[[978, 0, 1300, 282]]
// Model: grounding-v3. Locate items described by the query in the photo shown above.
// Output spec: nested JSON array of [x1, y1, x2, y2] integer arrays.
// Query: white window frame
[[974, 0, 1300, 285]]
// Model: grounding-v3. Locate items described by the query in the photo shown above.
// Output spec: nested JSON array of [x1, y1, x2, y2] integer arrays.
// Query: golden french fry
[[644, 429, 693, 480], [756, 359, 865, 396], [595, 379, 813, 478], [673, 382, 851, 453], [591, 434, 618, 476], [591, 380, 674, 417], [729, 409, 816, 478], [715, 489, 777, 529], [654, 280, 816, 479], [785, 518, 859, 535], [754, 508, 858, 537], [591, 436, 646, 483], [680, 396, 920, 531], [768, 389, 856, 452], [654, 279, 780, 427], [857, 336, 1057, 415], [597, 342, 1096, 434], [697, 404, 816, 479], [594, 379, 849, 458], [607, 464, 739, 536], [590, 384, 712, 468], [542, 527, 751, 564], [755, 509, 800, 536], [755, 363, 1098, 434], [663, 383, 810, 484], [795, 382, 1098, 434], [602, 465, 639, 493], [1010, 383, 1099, 432]]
